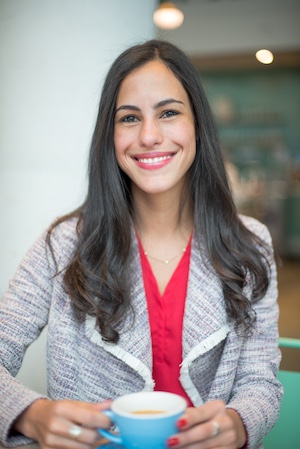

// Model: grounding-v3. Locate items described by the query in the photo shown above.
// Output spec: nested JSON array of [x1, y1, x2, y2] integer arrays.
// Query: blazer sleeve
[[227, 218, 283, 449], [0, 227, 59, 446]]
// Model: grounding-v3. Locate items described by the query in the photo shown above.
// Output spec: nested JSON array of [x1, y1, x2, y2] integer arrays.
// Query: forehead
[[116, 60, 188, 103]]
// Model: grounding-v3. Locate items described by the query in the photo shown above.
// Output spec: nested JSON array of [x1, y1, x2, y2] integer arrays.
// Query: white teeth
[[138, 155, 172, 164]]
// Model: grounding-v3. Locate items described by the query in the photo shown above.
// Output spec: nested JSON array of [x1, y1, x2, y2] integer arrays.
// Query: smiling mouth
[[134, 154, 173, 164]]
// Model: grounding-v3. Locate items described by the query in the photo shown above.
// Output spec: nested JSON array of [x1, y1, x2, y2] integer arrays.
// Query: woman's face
[[114, 60, 196, 197]]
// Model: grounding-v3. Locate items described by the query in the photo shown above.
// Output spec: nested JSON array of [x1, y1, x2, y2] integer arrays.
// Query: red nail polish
[[177, 418, 187, 429], [167, 437, 179, 447]]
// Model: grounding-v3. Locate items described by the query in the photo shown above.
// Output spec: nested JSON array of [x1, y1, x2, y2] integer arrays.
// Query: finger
[[45, 416, 100, 445], [169, 419, 220, 447], [66, 424, 101, 444], [52, 400, 112, 429], [168, 414, 237, 449], [177, 401, 225, 430], [40, 401, 112, 449], [41, 431, 95, 449]]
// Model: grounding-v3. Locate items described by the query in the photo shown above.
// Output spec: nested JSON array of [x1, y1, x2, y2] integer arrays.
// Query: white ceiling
[[156, 0, 300, 57]]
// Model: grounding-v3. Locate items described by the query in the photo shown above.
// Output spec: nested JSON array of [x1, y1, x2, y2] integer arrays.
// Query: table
[[0, 441, 121, 449], [0, 445, 39, 449]]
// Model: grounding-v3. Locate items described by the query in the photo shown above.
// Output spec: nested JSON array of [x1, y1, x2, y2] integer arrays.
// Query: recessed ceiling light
[[255, 49, 274, 65]]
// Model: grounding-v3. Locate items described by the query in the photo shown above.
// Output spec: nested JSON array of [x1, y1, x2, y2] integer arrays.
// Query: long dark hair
[[47, 39, 272, 343]]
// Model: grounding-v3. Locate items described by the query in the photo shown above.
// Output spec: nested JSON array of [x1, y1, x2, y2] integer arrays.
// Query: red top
[[138, 236, 193, 407]]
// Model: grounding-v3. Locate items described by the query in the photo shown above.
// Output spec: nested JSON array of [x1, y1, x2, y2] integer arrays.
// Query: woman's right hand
[[14, 398, 112, 449]]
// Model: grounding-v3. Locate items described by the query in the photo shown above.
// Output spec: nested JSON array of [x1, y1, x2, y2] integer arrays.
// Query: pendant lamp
[[153, 2, 184, 30]]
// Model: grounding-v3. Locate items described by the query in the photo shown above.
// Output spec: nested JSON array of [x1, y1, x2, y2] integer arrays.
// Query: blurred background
[[0, 0, 299, 393], [157, 0, 300, 372]]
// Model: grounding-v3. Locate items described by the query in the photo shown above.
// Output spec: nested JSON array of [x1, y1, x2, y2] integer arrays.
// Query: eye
[[161, 110, 179, 119], [120, 115, 139, 123]]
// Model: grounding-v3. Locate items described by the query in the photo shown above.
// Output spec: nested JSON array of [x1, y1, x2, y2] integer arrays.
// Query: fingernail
[[167, 437, 180, 447], [177, 418, 187, 429]]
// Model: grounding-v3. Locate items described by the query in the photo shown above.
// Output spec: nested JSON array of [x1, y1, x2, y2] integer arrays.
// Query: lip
[[131, 152, 176, 170]]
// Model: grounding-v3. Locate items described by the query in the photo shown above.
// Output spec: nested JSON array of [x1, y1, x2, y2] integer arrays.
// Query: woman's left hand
[[167, 400, 247, 449]]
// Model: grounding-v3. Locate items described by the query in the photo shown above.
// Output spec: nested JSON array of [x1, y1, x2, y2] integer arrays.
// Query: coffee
[[132, 410, 164, 415]]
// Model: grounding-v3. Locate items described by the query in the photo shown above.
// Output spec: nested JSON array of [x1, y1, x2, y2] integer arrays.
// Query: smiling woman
[[0, 40, 282, 449]]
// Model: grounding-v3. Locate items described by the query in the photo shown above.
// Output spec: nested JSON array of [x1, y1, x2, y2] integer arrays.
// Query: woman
[[0, 40, 282, 449]]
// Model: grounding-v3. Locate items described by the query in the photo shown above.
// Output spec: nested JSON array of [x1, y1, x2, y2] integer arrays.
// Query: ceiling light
[[153, 2, 184, 30], [255, 49, 274, 65]]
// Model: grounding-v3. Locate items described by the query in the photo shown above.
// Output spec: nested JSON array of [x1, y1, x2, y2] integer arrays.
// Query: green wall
[[201, 67, 300, 257]]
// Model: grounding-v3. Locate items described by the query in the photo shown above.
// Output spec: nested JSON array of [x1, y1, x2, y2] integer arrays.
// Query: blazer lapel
[[85, 233, 154, 391], [180, 237, 231, 405]]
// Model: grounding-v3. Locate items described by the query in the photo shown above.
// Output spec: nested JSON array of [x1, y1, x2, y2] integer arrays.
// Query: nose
[[139, 118, 163, 148]]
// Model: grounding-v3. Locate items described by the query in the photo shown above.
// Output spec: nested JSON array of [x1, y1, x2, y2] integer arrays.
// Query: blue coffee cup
[[98, 391, 187, 449]]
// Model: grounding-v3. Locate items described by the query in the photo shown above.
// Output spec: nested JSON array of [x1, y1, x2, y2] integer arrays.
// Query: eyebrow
[[115, 98, 184, 114]]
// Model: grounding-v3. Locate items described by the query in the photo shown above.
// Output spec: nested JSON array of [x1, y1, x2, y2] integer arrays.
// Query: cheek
[[181, 125, 196, 152], [114, 131, 126, 163], [114, 129, 133, 155], [114, 132, 133, 173], [184, 128, 196, 166]]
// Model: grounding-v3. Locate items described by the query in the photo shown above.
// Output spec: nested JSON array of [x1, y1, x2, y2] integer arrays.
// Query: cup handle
[[98, 410, 123, 445]]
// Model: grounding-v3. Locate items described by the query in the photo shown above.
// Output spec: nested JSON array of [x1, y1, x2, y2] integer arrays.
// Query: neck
[[132, 187, 193, 239]]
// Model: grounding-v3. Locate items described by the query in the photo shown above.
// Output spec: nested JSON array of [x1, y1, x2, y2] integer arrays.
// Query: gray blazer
[[0, 215, 282, 449]]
